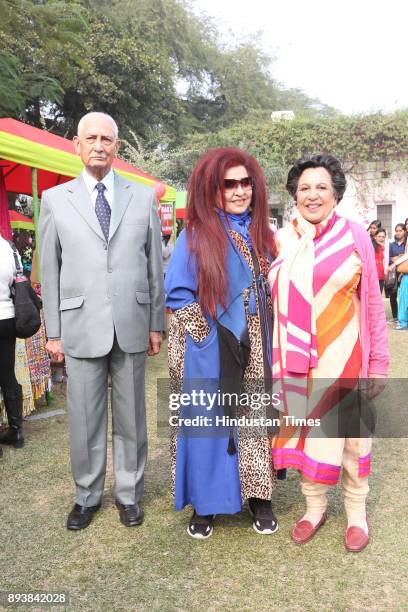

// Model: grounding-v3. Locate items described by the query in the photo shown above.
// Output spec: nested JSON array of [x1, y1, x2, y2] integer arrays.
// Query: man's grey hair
[[77, 112, 119, 139]]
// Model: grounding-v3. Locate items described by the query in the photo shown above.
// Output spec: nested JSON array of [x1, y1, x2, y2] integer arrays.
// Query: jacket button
[[108, 268, 113, 273]]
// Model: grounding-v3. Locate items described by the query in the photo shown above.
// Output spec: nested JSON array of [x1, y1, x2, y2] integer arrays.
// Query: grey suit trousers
[[65, 337, 147, 507]]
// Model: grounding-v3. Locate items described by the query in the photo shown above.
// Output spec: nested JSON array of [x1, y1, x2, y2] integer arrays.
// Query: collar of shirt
[[82, 168, 115, 209]]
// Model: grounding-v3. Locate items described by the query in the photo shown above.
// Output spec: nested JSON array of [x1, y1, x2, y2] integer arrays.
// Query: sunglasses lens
[[223, 177, 253, 190], [224, 179, 236, 190]]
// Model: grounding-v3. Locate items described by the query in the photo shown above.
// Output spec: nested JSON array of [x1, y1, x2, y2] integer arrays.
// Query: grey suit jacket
[[39, 172, 164, 358]]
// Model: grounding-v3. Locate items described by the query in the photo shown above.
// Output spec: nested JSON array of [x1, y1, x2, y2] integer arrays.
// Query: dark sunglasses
[[223, 176, 253, 191]]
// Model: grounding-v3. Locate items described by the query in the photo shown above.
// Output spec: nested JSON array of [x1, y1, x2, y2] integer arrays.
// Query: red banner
[[160, 203, 174, 235]]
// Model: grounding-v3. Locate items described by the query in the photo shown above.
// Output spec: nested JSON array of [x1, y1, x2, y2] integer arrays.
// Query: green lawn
[[0, 306, 407, 611]]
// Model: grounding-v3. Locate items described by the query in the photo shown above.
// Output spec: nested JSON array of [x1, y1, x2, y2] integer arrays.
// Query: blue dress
[[398, 274, 408, 328], [165, 227, 255, 514], [165, 213, 279, 514]]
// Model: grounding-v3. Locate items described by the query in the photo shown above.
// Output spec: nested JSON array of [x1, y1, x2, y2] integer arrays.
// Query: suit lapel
[[67, 176, 105, 241], [109, 174, 133, 241]]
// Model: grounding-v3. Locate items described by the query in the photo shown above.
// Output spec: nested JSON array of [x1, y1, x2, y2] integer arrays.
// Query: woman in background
[[372, 228, 387, 293], [161, 232, 174, 280], [0, 235, 25, 452], [387, 223, 407, 322], [389, 232, 408, 331], [367, 219, 381, 237]]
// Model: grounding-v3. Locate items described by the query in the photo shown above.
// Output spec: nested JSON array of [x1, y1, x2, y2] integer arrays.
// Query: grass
[[0, 302, 407, 611]]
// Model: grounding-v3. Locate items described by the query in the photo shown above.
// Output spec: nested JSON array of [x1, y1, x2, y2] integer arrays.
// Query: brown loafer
[[344, 526, 370, 552], [291, 512, 327, 544]]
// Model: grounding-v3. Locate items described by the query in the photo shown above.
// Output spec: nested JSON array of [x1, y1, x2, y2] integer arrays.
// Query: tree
[[0, 0, 339, 145], [0, 52, 26, 115], [145, 111, 408, 194], [183, 44, 279, 133], [0, 0, 88, 121], [275, 87, 338, 119], [54, 12, 183, 139]]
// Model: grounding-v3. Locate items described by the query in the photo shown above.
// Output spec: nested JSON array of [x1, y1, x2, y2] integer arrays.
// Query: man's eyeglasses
[[223, 177, 253, 191]]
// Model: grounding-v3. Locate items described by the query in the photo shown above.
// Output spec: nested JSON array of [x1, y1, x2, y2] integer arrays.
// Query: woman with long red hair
[[165, 147, 279, 539]]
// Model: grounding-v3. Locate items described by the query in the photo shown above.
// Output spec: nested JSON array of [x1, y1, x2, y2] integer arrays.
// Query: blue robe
[[165, 229, 253, 514]]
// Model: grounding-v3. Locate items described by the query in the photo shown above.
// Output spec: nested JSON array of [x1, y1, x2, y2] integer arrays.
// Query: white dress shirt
[[82, 168, 115, 209]]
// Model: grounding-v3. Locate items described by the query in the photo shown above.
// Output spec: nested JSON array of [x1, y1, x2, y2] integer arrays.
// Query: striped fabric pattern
[[269, 213, 371, 484]]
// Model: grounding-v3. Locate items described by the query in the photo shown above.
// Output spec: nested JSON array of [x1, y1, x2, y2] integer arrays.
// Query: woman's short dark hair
[[286, 154, 347, 203], [369, 219, 382, 228]]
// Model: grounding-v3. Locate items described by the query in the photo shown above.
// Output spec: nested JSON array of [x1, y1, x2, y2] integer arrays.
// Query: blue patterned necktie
[[95, 182, 111, 241]]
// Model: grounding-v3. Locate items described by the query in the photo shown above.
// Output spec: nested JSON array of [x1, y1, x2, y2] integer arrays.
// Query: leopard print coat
[[168, 230, 277, 502]]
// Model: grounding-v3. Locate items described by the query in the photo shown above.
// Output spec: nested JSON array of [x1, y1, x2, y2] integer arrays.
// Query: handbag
[[384, 268, 397, 291], [8, 241, 42, 338]]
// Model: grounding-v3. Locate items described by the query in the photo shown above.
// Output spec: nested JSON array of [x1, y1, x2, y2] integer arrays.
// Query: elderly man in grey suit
[[39, 112, 164, 530]]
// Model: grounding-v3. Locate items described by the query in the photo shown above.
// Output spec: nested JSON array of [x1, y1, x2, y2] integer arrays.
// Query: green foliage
[[0, 0, 337, 142], [156, 111, 408, 193], [0, 0, 88, 120], [183, 43, 277, 133], [121, 131, 186, 189], [3, 0, 404, 201], [0, 52, 26, 115], [58, 12, 182, 139], [275, 87, 338, 119]]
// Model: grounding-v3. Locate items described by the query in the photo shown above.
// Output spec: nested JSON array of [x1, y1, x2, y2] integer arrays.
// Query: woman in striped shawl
[[268, 154, 389, 552]]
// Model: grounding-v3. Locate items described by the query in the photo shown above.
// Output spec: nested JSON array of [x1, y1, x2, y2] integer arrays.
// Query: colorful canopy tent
[[0, 118, 177, 274], [9, 210, 35, 230], [0, 118, 176, 201], [175, 191, 186, 220], [0, 168, 11, 239]]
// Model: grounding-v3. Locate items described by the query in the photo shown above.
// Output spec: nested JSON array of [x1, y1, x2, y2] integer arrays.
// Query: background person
[[14, 231, 34, 280], [388, 238, 408, 331], [161, 232, 174, 279], [268, 154, 389, 552], [40, 112, 164, 530], [372, 228, 387, 293], [0, 235, 25, 452], [165, 147, 278, 539], [387, 223, 407, 322], [367, 219, 381, 237]]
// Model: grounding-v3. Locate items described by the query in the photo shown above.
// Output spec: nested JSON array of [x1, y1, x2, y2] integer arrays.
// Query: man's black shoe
[[115, 501, 144, 527], [66, 503, 101, 530]]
